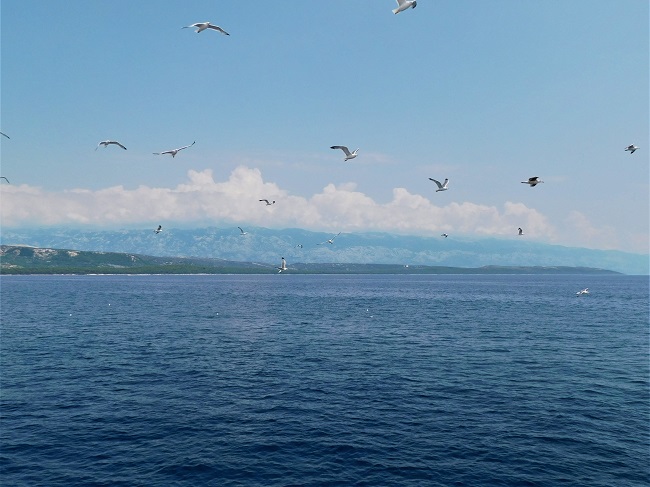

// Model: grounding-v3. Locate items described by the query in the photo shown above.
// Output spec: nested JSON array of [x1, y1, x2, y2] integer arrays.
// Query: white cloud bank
[[0, 166, 644, 252]]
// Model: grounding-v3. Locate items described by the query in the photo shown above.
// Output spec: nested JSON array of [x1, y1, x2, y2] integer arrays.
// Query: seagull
[[393, 0, 417, 14], [276, 257, 288, 273], [154, 225, 163, 234], [295, 244, 303, 248], [154, 141, 195, 157], [318, 232, 341, 245], [576, 288, 589, 296], [441, 233, 448, 238], [518, 227, 524, 236], [429, 178, 449, 192], [625, 144, 639, 154], [182, 22, 229, 35], [96, 140, 127, 151], [238, 227, 248, 235], [330, 146, 359, 161], [0, 132, 9, 139], [0, 177, 10, 184], [521, 177, 544, 187], [259, 199, 276, 206]]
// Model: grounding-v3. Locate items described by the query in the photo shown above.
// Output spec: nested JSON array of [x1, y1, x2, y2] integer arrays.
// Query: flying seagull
[[295, 244, 303, 248], [318, 232, 341, 245], [429, 178, 449, 192], [393, 0, 417, 14], [96, 140, 127, 151], [521, 176, 544, 187], [576, 288, 589, 296], [625, 144, 639, 154], [238, 227, 248, 235], [259, 199, 276, 206], [0, 132, 9, 139], [154, 225, 163, 234], [182, 22, 229, 35], [330, 146, 359, 161], [0, 177, 10, 184], [441, 233, 448, 238], [154, 141, 195, 157], [276, 257, 288, 273], [518, 227, 524, 236]]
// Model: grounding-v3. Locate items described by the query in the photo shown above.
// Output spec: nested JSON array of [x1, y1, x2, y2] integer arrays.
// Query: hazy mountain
[[1, 227, 647, 274], [0, 245, 621, 275]]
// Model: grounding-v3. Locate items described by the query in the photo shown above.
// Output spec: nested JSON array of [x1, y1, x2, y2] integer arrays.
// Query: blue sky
[[1, 1, 648, 253]]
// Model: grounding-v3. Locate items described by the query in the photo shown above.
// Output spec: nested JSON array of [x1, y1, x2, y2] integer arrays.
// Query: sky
[[1, 1, 648, 254]]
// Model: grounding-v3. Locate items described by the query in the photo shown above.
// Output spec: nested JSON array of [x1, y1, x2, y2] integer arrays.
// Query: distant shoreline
[[0, 245, 625, 275]]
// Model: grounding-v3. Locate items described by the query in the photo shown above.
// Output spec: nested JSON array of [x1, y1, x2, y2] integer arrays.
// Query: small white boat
[[576, 288, 589, 296]]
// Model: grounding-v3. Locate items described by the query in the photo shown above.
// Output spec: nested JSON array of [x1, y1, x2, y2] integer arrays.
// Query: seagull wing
[[0, 177, 10, 183], [259, 199, 270, 204], [429, 178, 443, 189], [331, 146, 351, 156], [177, 141, 196, 152], [529, 177, 539, 182], [207, 25, 229, 35], [0, 132, 10, 139], [331, 232, 342, 241], [113, 141, 127, 150], [396, 0, 408, 5]]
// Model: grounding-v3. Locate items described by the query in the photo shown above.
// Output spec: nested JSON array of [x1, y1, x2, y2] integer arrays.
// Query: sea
[[0, 274, 648, 487]]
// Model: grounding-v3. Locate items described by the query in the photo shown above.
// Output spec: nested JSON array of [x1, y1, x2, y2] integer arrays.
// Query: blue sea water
[[0, 274, 648, 486]]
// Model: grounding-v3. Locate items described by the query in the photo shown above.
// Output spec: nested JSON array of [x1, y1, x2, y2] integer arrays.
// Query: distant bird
[[96, 140, 127, 151], [259, 199, 276, 206], [154, 225, 163, 234], [330, 146, 359, 161], [318, 232, 341, 245], [518, 227, 524, 236], [521, 176, 544, 187], [0, 176, 10, 184], [295, 244, 303, 248], [182, 22, 229, 35], [238, 226, 248, 235], [154, 141, 195, 157], [393, 0, 417, 14], [576, 288, 589, 296], [625, 144, 639, 154], [276, 257, 288, 273], [0, 132, 9, 139], [441, 233, 448, 238], [429, 178, 449, 192]]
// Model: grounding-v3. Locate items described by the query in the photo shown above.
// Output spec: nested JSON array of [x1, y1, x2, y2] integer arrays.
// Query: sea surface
[[1, 274, 648, 486]]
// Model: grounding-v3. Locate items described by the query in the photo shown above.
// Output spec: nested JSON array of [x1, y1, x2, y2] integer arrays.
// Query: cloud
[[0, 165, 638, 251]]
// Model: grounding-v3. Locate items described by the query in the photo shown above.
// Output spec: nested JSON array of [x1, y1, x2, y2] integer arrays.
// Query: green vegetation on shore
[[0, 245, 621, 275]]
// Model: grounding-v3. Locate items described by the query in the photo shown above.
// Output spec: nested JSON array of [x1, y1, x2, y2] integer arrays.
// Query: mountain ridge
[[0, 245, 622, 275], [1, 227, 647, 274]]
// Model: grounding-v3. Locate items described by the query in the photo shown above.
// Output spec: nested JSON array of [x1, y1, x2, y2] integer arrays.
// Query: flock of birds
[[0, 2, 641, 283]]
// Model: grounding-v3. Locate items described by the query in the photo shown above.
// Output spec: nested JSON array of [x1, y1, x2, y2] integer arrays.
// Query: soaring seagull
[[521, 177, 544, 187], [330, 146, 359, 161], [182, 22, 229, 35], [154, 225, 163, 234], [277, 257, 288, 273], [625, 144, 639, 154], [393, 0, 417, 14], [441, 233, 448, 238], [238, 227, 248, 235], [259, 199, 276, 206], [0, 177, 10, 184], [318, 232, 341, 245], [0, 132, 9, 139], [96, 140, 127, 151], [154, 141, 195, 157], [518, 227, 524, 236], [429, 178, 449, 192], [576, 288, 589, 296]]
